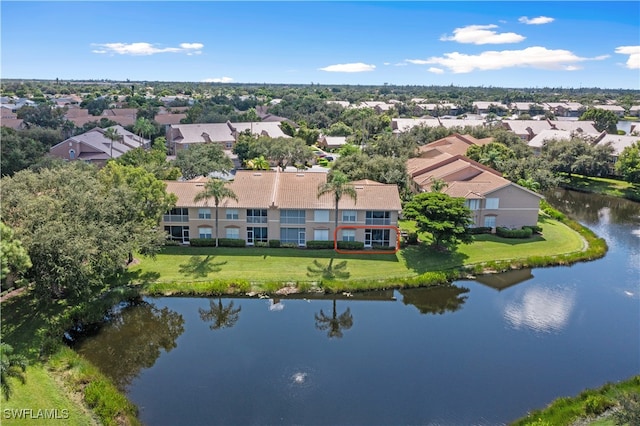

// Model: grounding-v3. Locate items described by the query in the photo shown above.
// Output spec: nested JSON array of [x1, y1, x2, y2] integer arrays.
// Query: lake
[[75, 189, 640, 425]]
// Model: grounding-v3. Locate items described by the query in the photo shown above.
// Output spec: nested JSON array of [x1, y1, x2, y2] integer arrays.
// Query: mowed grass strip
[[0, 364, 99, 426], [129, 218, 585, 284]]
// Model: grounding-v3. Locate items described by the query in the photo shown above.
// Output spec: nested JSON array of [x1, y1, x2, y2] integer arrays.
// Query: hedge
[[189, 238, 246, 247], [496, 227, 533, 239], [268, 239, 281, 248], [337, 241, 365, 250], [306, 240, 334, 249], [468, 226, 492, 235]]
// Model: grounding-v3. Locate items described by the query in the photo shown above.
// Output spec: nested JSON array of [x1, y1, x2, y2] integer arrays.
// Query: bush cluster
[[496, 227, 533, 239], [189, 238, 246, 247], [268, 239, 281, 248], [467, 226, 493, 235], [337, 241, 365, 250], [306, 240, 335, 249]]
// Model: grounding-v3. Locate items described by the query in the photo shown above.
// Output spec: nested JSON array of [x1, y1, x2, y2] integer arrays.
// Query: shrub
[[254, 242, 269, 248], [468, 226, 492, 235], [218, 238, 246, 247], [337, 241, 365, 250], [164, 239, 180, 246], [268, 239, 281, 248], [189, 238, 216, 247], [523, 225, 543, 234], [496, 227, 533, 239], [583, 394, 614, 416], [280, 242, 297, 248], [306, 240, 334, 249], [372, 244, 396, 251]]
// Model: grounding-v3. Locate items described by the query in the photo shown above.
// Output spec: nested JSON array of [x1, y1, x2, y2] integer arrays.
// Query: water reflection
[[544, 189, 640, 226], [198, 298, 241, 330], [314, 298, 353, 338], [75, 301, 185, 389], [475, 269, 534, 291], [269, 298, 285, 311], [503, 285, 576, 333], [399, 285, 469, 315]]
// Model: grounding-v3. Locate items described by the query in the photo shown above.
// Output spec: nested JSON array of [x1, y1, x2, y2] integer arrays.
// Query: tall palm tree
[[314, 298, 353, 338], [317, 171, 357, 243], [103, 127, 120, 159], [194, 178, 238, 247], [1, 343, 27, 401]]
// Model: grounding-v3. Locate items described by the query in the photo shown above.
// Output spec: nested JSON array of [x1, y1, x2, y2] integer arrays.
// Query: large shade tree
[[317, 171, 357, 242], [174, 143, 234, 180], [615, 141, 640, 183], [0, 162, 174, 302], [403, 192, 473, 251], [194, 178, 238, 247]]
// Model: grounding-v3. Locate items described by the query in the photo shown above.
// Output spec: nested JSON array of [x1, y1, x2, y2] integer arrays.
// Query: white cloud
[[519, 16, 555, 25], [92, 42, 203, 56], [615, 45, 640, 69], [405, 59, 430, 65], [440, 24, 525, 45], [428, 67, 445, 74], [412, 46, 604, 73], [319, 63, 376, 72], [202, 77, 234, 83]]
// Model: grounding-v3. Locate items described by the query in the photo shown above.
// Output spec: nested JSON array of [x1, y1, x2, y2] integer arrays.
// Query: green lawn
[[0, 364, 99, 426], [562, 174, 640, 201], [128, 217, 585, 285]]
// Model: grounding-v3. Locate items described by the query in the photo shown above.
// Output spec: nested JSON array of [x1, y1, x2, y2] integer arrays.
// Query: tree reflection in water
[[198, 298, 241, 330], [315, 298, 353, 338], [75, 301, 185, 389], [399, 285, 470, 315]]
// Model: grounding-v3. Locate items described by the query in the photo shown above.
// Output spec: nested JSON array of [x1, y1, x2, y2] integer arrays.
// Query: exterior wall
[[467, 185, 541, 229], [161, 206, 400, 247]]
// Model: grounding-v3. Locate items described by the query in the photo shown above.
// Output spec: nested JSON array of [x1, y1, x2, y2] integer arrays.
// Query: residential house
[[0, 110, 25, 130], [500, 119, 598, 141], [317, 135, 348, 150], [161, 170, 402, 248], [101, 108, 137, 127], [391, 118, 486, 134], [592, 104, 626, 118], [166, 121, 289, 154], [544, 102, 585, 118], [407, 137, 543, 230], [49, 125, 149, 165]]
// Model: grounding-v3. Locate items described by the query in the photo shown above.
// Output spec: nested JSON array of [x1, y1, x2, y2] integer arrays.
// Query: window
[[69, 149, 75, 160], [485, 198, 499, 210], [164, 225, 190, 243], [246, 209, 267, 224], [226, 209, 239, 220], [280, 210, 306, 224], [365, 229, 390, 247], [314, 210, 329, 222], [314, 229, 329, 241], [281, 228, 305, 245], [248, 227, 268, 243], [198, 208, 211, 219], [342, 210, 357, 222], [465, 199, 480, 210], [226, 227, 239, 239], [484, 216, 496, 229], [164, 208, 189, 222], [342, 229, 355, 242], [365, 211, 390, 225], [199, 227, 212, 239], [225, 141, 233, 149]]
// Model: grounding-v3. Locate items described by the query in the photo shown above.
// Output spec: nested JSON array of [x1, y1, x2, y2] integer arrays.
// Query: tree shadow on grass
[[178, 255, 227, 279], [112, 270, 161, 286], [400, 244, 468, 275], [307, 258, 350, 280]]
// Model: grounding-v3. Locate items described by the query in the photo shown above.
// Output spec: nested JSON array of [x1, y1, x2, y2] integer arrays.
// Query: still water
[[76, 190, 639, 426]]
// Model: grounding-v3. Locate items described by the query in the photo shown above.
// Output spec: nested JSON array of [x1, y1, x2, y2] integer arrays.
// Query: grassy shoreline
[[560, 174, 640, 202]]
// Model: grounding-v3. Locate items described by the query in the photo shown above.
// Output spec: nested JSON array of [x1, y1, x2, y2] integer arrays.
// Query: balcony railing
[[247, 217, 268, 224], [163, 215, 189, 223], [365, 218, 391, 225]]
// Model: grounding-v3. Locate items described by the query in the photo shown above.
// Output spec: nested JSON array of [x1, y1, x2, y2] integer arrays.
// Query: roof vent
[[355, 186, 364, 190], [253, 173, 262, 176], [296, 173, 304, 177]]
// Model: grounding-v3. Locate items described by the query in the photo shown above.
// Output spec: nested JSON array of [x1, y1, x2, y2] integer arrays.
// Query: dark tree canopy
[[403, 192, 473, 250], [173, 143, 234, 180]]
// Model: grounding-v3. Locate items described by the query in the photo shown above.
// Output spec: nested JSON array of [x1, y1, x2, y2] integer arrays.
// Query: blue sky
[[2, 1, 639, 89]]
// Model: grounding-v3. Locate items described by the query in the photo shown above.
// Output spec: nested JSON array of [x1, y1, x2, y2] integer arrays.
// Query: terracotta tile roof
[[165, 170, 402, 211]]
